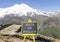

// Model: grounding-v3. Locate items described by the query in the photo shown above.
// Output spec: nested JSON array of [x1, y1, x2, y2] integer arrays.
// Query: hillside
[[0, 3, 60, 39]]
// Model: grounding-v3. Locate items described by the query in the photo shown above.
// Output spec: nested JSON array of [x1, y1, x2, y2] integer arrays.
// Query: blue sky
[[0, 0, 60, 12]]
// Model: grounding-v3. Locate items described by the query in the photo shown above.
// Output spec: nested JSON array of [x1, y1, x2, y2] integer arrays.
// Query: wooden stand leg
[[33, 36, 35, 42], [23, 36, 26, 42]]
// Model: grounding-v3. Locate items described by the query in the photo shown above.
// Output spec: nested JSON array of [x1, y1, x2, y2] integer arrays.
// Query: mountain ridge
[[0, 3, 54, 18]]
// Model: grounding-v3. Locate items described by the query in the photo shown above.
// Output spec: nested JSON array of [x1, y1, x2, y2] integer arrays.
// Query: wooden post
[[33, 35, 36, 42], [23, 36, 26, 42]]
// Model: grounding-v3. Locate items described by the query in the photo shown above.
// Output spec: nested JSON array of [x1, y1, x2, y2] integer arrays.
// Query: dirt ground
[[0, 34, 33, 42], [0, 24, 60, 42]]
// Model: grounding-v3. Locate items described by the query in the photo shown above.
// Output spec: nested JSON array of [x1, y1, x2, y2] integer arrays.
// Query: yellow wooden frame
[[22, 19, 37, 42]]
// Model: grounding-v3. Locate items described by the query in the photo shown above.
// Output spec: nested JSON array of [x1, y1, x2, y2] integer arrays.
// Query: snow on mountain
[[0, 3, 52, 18]]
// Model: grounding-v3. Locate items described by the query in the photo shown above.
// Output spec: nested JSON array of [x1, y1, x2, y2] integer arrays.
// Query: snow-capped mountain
[[0, 3, 52, 18]]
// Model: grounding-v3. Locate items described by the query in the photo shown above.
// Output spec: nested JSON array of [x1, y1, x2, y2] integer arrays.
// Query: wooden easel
[[23, 19, 36, 42]]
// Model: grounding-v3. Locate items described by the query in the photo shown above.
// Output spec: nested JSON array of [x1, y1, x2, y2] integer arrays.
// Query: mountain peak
[[11, 3, 34, 12], [13, 3, 29, 7], [0, 3, 52, 18], [20, 3, 29, 6], [10, 3, 34, 14], [0, 3, 35, 17]]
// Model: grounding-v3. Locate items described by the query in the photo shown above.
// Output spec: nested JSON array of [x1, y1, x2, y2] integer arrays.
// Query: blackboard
[[22, 23, 37, 34]]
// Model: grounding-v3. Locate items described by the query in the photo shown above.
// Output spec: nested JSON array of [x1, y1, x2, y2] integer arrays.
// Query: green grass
[[38, 26, 60, 39]]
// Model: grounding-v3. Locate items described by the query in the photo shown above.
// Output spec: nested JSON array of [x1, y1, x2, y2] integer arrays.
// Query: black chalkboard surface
[[22, 23, 37, 34]]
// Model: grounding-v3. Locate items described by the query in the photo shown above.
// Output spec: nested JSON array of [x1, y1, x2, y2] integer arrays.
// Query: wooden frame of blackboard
[[22, 22, 37, 34]]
